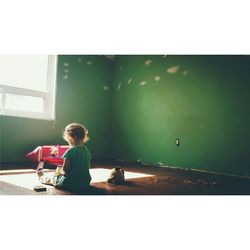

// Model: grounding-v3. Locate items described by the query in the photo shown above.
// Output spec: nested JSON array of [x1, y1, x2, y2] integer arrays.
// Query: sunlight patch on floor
[[90, 168, 153, 183], [0, 172, 42, 190], [0, 168, 153, 191], [0, 169, 52, 175]]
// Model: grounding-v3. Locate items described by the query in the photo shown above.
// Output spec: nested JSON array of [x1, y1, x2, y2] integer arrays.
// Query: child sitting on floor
[[37, 123, 92, 190]]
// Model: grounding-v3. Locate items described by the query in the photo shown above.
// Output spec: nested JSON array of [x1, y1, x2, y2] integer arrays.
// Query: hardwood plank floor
[[1, 163, 250, 195]]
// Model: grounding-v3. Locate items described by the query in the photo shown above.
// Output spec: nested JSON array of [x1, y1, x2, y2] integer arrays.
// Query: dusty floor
[[1, 162, 250, 195]]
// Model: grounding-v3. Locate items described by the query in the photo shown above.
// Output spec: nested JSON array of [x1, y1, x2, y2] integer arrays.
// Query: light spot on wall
[[64, 62, 69, 67], [128, 78, 132, 84], [103, 86, 109, 91], [144, 60, 152, 66], [200, 124, 204, 128], [139, 81, 147, 86], [117, 82, 122, 90], [183, 70, 189, 76], [64, 69, 69, 73], [167, 65, 180, 74], [162, 55, 167, 58], [78, 58, 82, 63], [105, 55, 115, 61], [154, 75, 161, 81], [120, 65, 123, 71], [63, 74, 68, 80], [87, 61, 93, 65]]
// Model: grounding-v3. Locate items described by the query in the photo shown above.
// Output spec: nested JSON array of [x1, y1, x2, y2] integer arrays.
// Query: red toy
[[26, 145, 70, 169]]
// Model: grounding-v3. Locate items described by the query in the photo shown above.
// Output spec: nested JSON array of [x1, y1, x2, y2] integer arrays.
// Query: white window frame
[[0, 55, 57, 120]]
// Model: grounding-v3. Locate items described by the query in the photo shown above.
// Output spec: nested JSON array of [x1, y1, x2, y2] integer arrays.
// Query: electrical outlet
[[176, 138, 180, 146]]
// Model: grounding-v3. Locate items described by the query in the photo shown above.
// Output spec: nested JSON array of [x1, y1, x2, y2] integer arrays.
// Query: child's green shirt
[[58, 145, 91, 189]]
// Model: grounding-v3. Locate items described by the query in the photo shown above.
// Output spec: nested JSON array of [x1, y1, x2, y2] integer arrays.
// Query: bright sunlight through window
[[0, 55, 57, 120]]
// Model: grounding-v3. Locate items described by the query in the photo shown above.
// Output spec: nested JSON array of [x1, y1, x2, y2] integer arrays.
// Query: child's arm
[[62, 158, 71, 175]]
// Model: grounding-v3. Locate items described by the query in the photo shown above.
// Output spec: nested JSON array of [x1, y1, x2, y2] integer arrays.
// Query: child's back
[[58, 145, 91, 189]]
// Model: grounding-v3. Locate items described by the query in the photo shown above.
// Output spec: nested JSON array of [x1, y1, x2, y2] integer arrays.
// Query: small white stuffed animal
[[107, 167, 125, 184]]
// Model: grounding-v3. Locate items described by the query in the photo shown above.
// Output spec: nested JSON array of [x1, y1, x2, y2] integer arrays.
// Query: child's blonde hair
[[63, 123, 89, 143]]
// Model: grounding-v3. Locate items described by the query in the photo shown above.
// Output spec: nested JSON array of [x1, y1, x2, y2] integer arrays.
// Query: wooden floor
[[1, 163, 250, 195]]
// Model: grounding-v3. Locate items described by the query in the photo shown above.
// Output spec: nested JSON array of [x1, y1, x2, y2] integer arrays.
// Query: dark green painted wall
[[112, 55, 250, 176], [0, 55, 113, 163], [1, 55, 250, 177]]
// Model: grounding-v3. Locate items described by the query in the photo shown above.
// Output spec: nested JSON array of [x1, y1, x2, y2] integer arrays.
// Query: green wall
[[1, 55, 250, 177], [0, 55, 113, 164], [112, 55, 250, 176]]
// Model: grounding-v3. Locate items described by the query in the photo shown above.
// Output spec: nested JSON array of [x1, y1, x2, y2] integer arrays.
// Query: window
[[0, 55, 57, 120]]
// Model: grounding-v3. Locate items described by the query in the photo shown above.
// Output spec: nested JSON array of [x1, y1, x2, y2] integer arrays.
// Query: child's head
[[63, 123, 89, 146]]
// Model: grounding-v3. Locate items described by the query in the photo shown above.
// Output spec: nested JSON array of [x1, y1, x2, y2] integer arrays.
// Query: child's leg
[[37, 168, 60, 187], [40, 175, 59, 186]]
